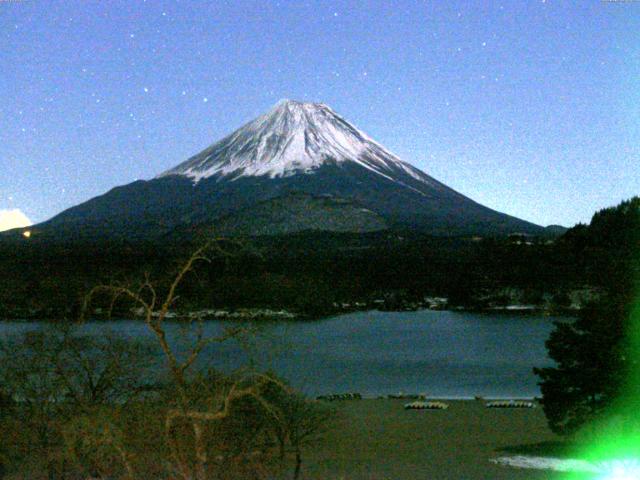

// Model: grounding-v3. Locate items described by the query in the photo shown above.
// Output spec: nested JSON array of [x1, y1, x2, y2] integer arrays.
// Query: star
[[203, 97, 208, 102], [143, 87, 149, 92]]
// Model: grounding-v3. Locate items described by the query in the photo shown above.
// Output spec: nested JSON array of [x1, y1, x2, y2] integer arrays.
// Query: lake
[[0, 310, 561, 399]]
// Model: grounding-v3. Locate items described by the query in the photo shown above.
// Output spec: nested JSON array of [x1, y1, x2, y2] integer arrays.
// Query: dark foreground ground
[[304, 399, 566, 480]]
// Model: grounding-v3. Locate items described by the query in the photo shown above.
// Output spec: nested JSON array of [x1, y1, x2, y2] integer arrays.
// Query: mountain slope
[[167, 192, 389, 238], [31, 99, 543, 240]]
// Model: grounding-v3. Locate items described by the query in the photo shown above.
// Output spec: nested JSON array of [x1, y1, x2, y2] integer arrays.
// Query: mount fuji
[[33, 99, 543, 240]]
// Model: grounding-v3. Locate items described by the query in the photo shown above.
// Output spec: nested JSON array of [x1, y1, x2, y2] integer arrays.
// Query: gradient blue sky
[[1, 0, 638, 228]]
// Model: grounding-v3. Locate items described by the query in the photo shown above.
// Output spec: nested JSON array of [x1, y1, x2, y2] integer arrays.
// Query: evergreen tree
[[534, 293, 631, 434], [534, 197, 640, 435]]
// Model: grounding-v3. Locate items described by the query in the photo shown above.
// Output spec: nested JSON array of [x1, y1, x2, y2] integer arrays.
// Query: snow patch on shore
[[491, 455, 598, 473]]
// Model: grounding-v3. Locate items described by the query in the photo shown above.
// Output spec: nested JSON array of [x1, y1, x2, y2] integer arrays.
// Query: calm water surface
[[1, 310, 561, 398]]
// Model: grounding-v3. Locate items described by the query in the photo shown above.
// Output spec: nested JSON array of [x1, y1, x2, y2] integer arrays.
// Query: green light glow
[[595, 460, 640, 480], [563, 276, 640, 479]]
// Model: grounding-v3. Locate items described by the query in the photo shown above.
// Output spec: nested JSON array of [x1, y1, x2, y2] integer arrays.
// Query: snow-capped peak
[[158, 99, 434, 188]]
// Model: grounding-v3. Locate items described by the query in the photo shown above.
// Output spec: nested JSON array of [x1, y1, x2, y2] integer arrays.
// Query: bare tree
[[82, 241, 289, 480], [261, 384, 333, 480], [0, 325, 154, 479]]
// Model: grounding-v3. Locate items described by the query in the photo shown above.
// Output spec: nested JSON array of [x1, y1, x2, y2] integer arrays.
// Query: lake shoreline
[[0, 302, 580, 323]]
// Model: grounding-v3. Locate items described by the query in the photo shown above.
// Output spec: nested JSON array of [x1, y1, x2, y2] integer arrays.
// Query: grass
[[303, 399, 567, 480]]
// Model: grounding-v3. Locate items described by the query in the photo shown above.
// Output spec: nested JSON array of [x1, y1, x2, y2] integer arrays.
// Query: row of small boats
[[404, 400, 536, 410], [315, 393, 536, 410], [316, 393, 363, 401]]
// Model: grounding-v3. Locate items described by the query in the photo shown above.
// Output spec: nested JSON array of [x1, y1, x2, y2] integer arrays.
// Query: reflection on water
[[0, 310, 561, 398]]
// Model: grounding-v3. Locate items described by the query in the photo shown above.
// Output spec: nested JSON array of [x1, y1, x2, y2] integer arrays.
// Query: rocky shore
[[0, 285, 602, 321]]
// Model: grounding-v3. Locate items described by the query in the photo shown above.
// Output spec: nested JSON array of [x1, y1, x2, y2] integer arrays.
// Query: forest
[[1, 199, 637, 321]]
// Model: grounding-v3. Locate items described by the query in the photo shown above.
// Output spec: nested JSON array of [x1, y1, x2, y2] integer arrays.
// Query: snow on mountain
[[159, 99, 437, 192]]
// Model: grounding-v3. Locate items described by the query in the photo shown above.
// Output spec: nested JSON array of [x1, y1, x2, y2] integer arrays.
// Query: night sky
[[1, 0, 638, 231]]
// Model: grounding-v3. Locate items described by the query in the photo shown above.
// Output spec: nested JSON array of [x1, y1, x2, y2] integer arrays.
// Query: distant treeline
[[1, 197, 637, 320]]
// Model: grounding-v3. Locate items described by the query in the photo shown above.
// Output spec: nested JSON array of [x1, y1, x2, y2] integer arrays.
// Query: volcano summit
[[160, 99, 440, 187], [36, 100, 542, 239]]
